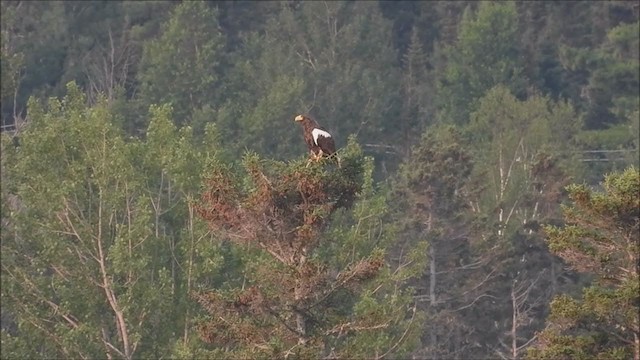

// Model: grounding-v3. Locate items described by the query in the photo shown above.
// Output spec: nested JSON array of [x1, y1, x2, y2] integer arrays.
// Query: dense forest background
[[1, 1, 638, 359]]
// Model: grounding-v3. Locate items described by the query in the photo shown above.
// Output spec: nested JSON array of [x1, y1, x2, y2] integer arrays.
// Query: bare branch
[[454, 293, 498, 311], [376, 303, 417, 359]]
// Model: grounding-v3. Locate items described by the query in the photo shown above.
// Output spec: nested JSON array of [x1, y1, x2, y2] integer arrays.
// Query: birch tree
[[468, 85, 580, 238], [459, 86, 581, 357]]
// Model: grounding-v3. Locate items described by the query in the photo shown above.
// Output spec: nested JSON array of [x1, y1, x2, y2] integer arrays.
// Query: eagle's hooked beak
[[294, 115, 304, 122]]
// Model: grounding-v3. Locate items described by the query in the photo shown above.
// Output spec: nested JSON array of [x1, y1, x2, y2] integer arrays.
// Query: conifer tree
[[193, 138, 421, 358], [392, 125, 475, 358], [528, 167, 640, 360]]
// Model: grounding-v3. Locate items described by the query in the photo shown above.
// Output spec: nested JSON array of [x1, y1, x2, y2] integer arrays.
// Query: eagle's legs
[[306, 151, 318, 167], [306, 149, 338, 167], [306, 156, 316, 167]]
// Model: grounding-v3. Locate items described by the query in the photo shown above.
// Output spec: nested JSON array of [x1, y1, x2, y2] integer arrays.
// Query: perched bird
[[294, 114, 339, 165]]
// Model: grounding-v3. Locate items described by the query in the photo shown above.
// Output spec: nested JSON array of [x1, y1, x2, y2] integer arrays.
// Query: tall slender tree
[[392, 125, 477, 359], [459, 86, 581, 358]]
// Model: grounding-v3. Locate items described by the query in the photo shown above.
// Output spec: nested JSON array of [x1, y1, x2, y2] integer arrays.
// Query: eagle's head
[[294, 114, 307, 122]]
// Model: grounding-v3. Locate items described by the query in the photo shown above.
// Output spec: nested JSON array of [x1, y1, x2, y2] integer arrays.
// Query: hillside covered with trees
[[1, 1, 638, 359]]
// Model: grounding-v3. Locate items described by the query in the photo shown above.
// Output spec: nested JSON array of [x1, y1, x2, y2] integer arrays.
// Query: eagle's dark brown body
[[294, 115, 336, 161]]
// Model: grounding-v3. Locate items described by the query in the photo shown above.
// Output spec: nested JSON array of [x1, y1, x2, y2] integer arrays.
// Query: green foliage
[[291, 1, 402, 142], [0, 1, 177, 124], [214, 29, 305, 158], [1, 2, 637, 359], [0, 1, 68, 120], [194, 137, 422, 358], [324, 142, 426, 358], [400, 125, 473, 215], [559, 21, 639, 130], [137, 1, 225, 126], [467, 85, 579, 239], [397, 25, 433, 154], [529, 167, 639, 360], [218, 1, 403, 166], [0, 82, 225, 359], [445, 86, 581, 358], [438, 1, 527, 125], [0, 50, 24, 114], [392, 125, 494, 358]]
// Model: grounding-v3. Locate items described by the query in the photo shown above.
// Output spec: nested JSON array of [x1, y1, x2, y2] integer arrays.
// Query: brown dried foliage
[[193, 286, 291, 348], [294, 260, 329, 302], [193, 158, 385, 355], [335, 254, 385, 289], [196, 161, 360, 266]]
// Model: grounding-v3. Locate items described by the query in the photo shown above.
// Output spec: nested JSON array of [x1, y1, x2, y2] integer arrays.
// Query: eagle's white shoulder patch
[[312, 128, 331, 145]]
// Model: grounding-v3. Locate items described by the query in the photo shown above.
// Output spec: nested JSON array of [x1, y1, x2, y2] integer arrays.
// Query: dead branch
[[376, 303, 418, 359]]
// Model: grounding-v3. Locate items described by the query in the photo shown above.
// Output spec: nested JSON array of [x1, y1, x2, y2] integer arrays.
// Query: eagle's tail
[[328, 151, 341, 168]]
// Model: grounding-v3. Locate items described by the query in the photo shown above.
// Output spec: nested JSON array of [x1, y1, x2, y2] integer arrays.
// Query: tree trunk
[[427, 211, 437, 360], [295, 252, 307, 345], [634, 330, 639, 360], [511, 283, 517, 359], [97, 189, 132, 359]]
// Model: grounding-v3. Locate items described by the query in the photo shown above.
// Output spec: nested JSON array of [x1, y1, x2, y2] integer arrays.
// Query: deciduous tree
[[0, 83, 224, 359]]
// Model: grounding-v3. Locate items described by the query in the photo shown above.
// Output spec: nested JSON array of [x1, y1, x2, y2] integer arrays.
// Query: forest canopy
[[1, 1, 638, 359]]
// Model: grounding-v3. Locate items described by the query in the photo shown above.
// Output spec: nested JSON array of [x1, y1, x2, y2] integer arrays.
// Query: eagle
[[294, 114, 339, 165]]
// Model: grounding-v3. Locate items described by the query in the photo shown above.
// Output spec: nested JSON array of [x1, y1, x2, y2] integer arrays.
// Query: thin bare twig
[[376, 303, 418, 359]]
